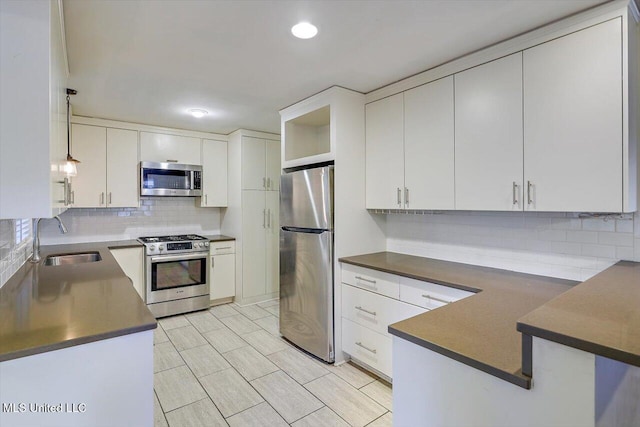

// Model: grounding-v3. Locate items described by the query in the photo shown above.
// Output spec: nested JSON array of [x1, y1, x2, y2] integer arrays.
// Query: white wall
[[384, 211, 640, 281], [37, 198, 221, 245]]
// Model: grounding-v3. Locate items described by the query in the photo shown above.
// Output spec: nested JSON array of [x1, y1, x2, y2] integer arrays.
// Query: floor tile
[[154, 391, 168, 427], [222, 346, 279, 381], [159, 315, 190, 331], [327, 361, 377, 388], [250, 370, 323, 423], [154, 325, 169, 345], [186, 311, 225, 333], [203, 327, 248, 353], [242, 329, 289, 355], [305, 374, 386, 427], [361, 380, 393, 411], [199, 368, 264, 418], [209, 304, 240, 318], [235, 304, 271, 320], [154, 341, 185, 373], [220, 314, 262, 335], [264, 305, 279, 317], [179, 344, 231, 378], [165, 398, 227, 427], [292, 407, 350, 427], [268, 348, 330, 384], [166, 325, 208, 351], [226, 402, 288, 427], [366, 411, 392, 427], [257, 299, 279, 308], [254, 315, 279, 336], [154, 365, 207, 413]]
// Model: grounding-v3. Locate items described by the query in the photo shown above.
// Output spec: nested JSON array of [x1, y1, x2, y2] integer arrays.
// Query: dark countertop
[[339, 252, 577, 388], [0, 241, 156, 362], [518, 261, 640, 368], [203, 234, 236, 242]]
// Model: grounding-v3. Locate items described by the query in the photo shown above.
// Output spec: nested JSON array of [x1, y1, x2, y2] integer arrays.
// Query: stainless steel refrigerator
[[279, 165, 334, 363]]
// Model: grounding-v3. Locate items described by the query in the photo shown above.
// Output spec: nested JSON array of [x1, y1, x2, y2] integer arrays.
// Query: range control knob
[[196, 242, 202, 248], [159, 245, 165, 251], [204, 241, 209, 247], [149, 245, 156, 251]]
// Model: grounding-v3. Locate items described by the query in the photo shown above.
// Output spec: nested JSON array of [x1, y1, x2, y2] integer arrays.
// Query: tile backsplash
[[384, 211, 640, 281], [0, 219, 33, 287], [38, 198, 221, 245]]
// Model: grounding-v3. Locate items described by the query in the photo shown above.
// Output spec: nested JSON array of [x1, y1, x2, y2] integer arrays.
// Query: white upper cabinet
[[0, 0, 69, 218], [404, 76, 455, 210], [106, 128, 139, 208], [523, 19, 623, 212], [365, 93, 404, 210], [72, 124, 138, 208], [265, 139, 281, 191], [140, 132, 201, 165], [201, 139, 228, 207], [72, 124, 107, 208], [454, 53, 524, 211]]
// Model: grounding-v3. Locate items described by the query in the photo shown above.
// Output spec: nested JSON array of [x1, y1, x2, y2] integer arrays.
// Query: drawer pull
[[422, 294, 452, 304], [355, 306, 376, 316], [355, 342, 377, 354], [215, 246, 232, 250], [355, 276, 377, 285]]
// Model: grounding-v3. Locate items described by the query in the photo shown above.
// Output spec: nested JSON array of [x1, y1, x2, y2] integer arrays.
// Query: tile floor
[[154, 301, 392, 427]]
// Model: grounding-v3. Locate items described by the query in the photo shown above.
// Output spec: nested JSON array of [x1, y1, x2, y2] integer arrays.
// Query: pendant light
[[64, 88, 80, 176]]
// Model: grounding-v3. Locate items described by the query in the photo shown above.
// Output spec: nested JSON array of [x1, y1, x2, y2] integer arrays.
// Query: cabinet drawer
[[342, 318, 392, 378], [400, 277, 474, 310], [342, 284, 426, 336], [210, 241, 235, 255], [341, 264, 399, 299]]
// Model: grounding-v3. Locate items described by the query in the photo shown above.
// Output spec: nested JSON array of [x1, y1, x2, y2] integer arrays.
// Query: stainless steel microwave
[[140, 161, 202, 197]]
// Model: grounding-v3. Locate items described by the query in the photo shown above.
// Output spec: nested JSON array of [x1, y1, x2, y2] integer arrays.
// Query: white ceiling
[[63, 0, 607, 135]]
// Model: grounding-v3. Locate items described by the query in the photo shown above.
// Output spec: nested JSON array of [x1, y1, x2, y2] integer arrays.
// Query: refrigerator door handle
[[281, 226, 325, 234]]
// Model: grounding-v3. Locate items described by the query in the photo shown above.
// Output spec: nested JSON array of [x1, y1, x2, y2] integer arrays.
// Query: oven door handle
[[150, 253, 207, 263]]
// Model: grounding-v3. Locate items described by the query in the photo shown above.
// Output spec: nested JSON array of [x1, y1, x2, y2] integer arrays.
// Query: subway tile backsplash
[[37, 198, 221, 244], [384, 211, 640, 281]]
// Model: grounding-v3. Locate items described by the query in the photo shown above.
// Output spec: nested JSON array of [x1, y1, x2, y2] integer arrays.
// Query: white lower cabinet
[[341, 263, 474, 380], [110, 247, 144, 299], [210, 241, 235, 302]]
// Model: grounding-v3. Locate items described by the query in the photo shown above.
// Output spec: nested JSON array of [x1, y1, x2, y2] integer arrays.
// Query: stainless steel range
[[138, 234, 210, 318]]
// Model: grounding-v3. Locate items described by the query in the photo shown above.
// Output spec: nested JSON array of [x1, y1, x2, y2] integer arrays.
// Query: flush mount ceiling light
[[189, 109, 208, 118], [291, 22, 317, 39]]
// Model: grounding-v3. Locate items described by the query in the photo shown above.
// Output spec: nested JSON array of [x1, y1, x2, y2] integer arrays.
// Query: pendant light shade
[[65, 88, 80, 177]]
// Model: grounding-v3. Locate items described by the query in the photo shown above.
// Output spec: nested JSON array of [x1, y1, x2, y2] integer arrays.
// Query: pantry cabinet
[[523, 18, 623, 212], [201, 139, 228, 207], [454, 53, 523, 211], [365, 78, 455, 210], [140, 132, 201, 165], [71, 124, 138, 208], [241, 137, 280, 191]]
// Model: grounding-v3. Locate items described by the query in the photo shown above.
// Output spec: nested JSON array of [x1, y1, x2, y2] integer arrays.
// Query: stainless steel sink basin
[[43, 252, 102, 266]]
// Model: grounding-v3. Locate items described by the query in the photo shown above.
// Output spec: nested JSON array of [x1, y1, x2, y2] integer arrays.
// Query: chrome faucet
[[30, 216, 68, 263]]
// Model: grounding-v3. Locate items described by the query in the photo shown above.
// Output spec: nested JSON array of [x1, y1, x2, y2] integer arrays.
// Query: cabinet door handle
[[211, 257, 215, 268], [71, 190, 75, 204], [527, 181, 533, 205], [421, 294, 452, 304], [267, 209, 271, 228], [100, 192, 105, 205], [355, 306, 377, 316], [205, 194, 208, 205], [263, 209, 266, 228], [405, 187, 409, 205], [263, 177, 266, 189], [355, 342, 377, 354], [108, 192, 112, 205], [267, 177, 271, 189], [512, 182, 518, 205], [397, 188, 402, 206], [355, 276, 376, 284]]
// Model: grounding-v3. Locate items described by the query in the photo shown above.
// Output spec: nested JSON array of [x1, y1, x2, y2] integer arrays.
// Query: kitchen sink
[[43, 252, 102, 266]]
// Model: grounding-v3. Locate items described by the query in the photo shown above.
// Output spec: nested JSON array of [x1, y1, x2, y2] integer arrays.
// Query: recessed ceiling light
[[291, 22, 317, 39], [189, 109, 208, 118]]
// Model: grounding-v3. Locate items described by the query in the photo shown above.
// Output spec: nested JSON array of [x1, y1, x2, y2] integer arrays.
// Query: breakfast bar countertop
[[0, 240, 156, 363], [339, 252, 577, 388]]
